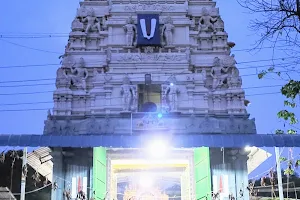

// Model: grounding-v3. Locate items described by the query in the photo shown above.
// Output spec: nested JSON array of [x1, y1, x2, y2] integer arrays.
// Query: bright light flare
[[139, 173, 154, 188], [245, 145, 252, 151], [146, 140, 169, 158]]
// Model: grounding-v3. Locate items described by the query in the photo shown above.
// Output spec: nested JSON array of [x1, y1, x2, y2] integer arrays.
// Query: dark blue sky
[[0, 0, 299, 178]]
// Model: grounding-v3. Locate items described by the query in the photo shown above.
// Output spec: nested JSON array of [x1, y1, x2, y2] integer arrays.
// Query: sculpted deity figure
[[71, 18, 84, 32], [162, 16, 175, 46], [198, 7, 217, 32], [214, 17, 225, 32], [164, 81, 180, 112], [210, 57, 230, 90], [120, 76, 136, 111], [56, 67, 70, 88], [67, 57, 89, 91], [82, 9, 101, 34], [123, 16, 136, 47], [228, 67, 242, 88]]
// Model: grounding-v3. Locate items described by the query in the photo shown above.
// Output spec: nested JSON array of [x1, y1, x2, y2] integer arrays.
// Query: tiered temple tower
[[45, 0, 256, 199]]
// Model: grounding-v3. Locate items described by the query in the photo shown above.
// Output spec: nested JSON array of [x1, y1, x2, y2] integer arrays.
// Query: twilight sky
[[0, 0, 299, 178]]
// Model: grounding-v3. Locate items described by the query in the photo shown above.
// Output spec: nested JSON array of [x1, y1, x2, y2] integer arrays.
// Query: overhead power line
[[1, 58, 299, 70], [0, 68, 291, 91], [1, 36, 298, 60], [0, 91, 282, 112], [0, 84, 284, 106]]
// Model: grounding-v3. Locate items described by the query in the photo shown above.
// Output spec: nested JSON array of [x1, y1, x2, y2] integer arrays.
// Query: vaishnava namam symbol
[[140, 18, 157, 40]]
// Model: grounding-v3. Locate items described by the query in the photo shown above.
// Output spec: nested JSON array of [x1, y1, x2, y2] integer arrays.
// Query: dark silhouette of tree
[[237, 0, 300, 135], [0, 150, 51, 200]]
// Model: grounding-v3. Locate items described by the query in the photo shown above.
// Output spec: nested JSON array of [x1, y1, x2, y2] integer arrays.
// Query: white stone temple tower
[[45, 0, 256, 199], [44, 0, 255, 135]]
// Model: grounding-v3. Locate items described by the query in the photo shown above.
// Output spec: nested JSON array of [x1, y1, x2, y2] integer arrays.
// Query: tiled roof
[[0, 187, 16, 200]]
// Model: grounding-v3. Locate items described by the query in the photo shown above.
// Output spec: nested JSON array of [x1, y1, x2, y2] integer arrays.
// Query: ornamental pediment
[[111, 4, 187, 12], [112, 53, 188, 63]]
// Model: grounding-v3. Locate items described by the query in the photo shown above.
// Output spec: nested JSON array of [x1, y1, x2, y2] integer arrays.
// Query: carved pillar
[[104, 84, 113, 113], [90, 94, 96, 114], [198, 33, 212, 50], [53, 94, 58, 115], [213, 95, 221, 111], [69, 34, 86, 51], [54, 94, 71, 116], [66, 94, 72, 115], [226, 94, 232, 114], [161, 84, 169, 113], [186, 83, 195, 113], [108, 27, 113, 44], [51, 148, 64, 200], [212, 33, 228, 51], [240, 94, 246, 113], [131, 85, 138, 112], [86, 35, 98, 51]]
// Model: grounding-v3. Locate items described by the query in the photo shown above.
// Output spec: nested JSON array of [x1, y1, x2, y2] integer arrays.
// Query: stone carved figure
[[71, 18, 84, 32], [214, 17, 224, 32], [62, 55, 76, 68], [77, 6, 88, 18], [198, 7, 217, 32], [165, 83, 180, 112], [162, 16, 175, 46], [120, 76, 136, 111], [123, 16, 136, 47], [210, 57, 230, 90], [228, 67, 242, 88], [66, 57, 89, 91], [82, 9, 101, 34], [56, 67, 70, 88], [63, 118, 74, 135], [87, 115, 102, 134], [223, 54, 237, 68]]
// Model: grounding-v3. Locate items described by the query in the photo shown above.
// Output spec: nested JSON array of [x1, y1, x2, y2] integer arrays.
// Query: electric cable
[[0, 84, 284, 106], [1, 58, 299, 70], [0, 33, 297, 53], [0, 91, 282, 112], [0, 33, 296, 51], [0, 37, 298, 66], [0, 66, 296, 86], [12, 183, 52, 195]]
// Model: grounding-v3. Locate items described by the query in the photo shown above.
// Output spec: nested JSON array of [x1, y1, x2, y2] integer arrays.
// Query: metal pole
[[20, 147, 27, 200], [275, 147, 284, 200], [130, 112, 133, 135]]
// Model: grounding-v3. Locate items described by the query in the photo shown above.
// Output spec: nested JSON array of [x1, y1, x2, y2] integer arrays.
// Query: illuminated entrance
[[93, 147, 212, 200]]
